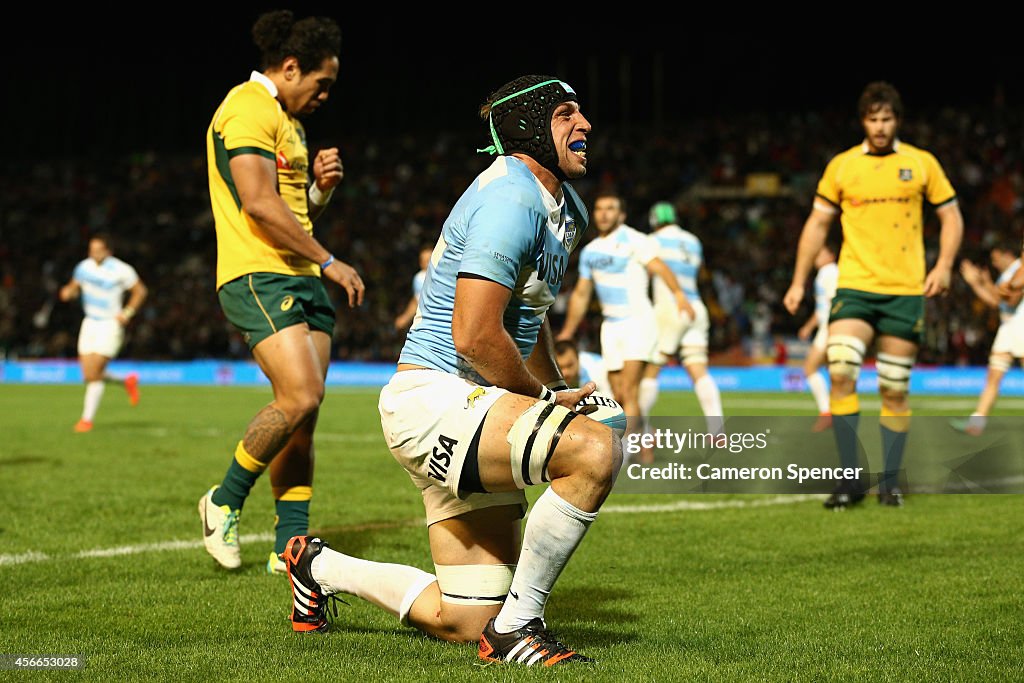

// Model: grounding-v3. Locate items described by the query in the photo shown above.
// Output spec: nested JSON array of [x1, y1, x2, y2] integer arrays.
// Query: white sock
[[103, 371, 124, 383], [968, 413, 987, 429], [311, 549, 436, 625], [639, 377, 659, 426], [82, 381, 105, 422], [493, 487, 597, 633], [807, 371, 830, 414], [694, 374, 724, 434]]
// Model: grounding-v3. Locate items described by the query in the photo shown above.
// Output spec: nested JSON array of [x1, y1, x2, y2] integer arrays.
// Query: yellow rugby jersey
[[207, 71, 317, 289], [814, 140, 957, 295]]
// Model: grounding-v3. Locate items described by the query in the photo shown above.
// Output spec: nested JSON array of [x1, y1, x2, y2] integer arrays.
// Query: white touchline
[[0, 496, 823, 569], [602, 494, 823, 513]]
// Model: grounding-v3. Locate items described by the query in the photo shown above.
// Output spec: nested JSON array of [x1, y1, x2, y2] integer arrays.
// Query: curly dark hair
[[858, 81, 903, 120], [251, 10, 341, 73]]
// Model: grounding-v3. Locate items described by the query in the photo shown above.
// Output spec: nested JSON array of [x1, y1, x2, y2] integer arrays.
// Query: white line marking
[[602, 494, 823, 513], [7, 481, 1020, 569], [316, 433, 385, 443], [0, 551, 52, 567], [72, 532, 275, 559], [723, 397, 1024, 411], [0, 495, 820, 569]]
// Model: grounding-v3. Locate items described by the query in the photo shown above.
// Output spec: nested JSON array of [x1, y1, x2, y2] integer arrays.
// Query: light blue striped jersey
[[578, 224, 658, 322], [400, 156, 588, 381], [814, 262, 839, 327], [578, 350, 611, 395], [72, 256, 139, 320], [996, 259, 1022, 322], [651, 224, 702, 306], [411, 269, 426, 298]]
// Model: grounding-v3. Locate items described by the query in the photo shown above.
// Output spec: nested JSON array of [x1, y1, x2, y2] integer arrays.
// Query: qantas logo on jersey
[[537, 252, 567, 287], [276, 152, 308, 173], [427, 434, 458, 483], [847, 196, 912, 207]]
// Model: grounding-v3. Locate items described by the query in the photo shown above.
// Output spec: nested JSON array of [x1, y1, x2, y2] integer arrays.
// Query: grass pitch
[[0, 385, 1021, 681]]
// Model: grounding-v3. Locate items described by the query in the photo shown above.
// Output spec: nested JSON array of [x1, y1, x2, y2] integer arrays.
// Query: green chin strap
[[477, 79, 567, 156]]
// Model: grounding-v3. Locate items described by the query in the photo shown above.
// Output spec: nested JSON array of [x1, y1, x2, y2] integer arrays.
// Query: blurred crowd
[[1, 101, 1020, 367]]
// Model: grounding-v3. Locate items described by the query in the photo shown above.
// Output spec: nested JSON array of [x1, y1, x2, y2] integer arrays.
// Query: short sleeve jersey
[[651, 224, 703, 306], [207, 71, 317, 289], [578, 225, 659, 322], [412, 270, 426, 299], [814, 140, 957, 295], [400, 156, 589, 382], [73, 257, 139, 320]]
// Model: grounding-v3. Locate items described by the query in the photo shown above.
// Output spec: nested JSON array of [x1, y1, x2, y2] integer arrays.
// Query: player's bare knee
[[542, 418, 616, 492], [442, 613, 493, 643], [278, 390, 322, 424], [570, 421, 620, 492], [879, 387, 908, 411], [829, 374, 855, 396]]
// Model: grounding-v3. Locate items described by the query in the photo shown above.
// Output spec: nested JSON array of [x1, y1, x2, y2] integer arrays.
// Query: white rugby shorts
[[654, 300, 709, 362], [77, 317, 124, 358], [600, 312, 658, 371], [991, 317, 1024, 358], [378, 369, 527, 525]]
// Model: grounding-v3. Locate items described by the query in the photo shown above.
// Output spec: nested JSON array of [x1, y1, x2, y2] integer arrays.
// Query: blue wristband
[[320, 255, 335, 271]]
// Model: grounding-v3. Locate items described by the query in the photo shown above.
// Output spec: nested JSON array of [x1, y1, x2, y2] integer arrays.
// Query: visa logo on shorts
[[427, 434, 458, 483]]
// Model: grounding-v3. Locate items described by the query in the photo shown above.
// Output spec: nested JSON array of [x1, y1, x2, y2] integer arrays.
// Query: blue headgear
[[478, 75, 578, 179]]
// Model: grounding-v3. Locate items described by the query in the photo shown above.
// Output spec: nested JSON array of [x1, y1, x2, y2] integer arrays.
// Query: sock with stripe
[[493, 487, 597, 634], [212, 441, 267, 511]]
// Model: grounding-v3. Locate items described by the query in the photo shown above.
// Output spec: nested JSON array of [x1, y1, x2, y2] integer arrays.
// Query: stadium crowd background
[[1, 19, 1020, 371], [2, 99, 1019, 367]]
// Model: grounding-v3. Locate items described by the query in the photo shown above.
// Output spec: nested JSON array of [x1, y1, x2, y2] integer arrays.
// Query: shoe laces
[[529, 625, 572, 655], [312, 593, 348, 625], [222, 509, 240, 546]]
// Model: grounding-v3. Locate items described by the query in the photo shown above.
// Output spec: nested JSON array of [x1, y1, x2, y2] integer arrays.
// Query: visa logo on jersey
[[537, 252, 567, 287]]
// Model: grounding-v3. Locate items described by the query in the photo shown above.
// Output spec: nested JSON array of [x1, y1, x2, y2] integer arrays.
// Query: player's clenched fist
[[783, 283, 804, 315], [313, 147, 344, 191]]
